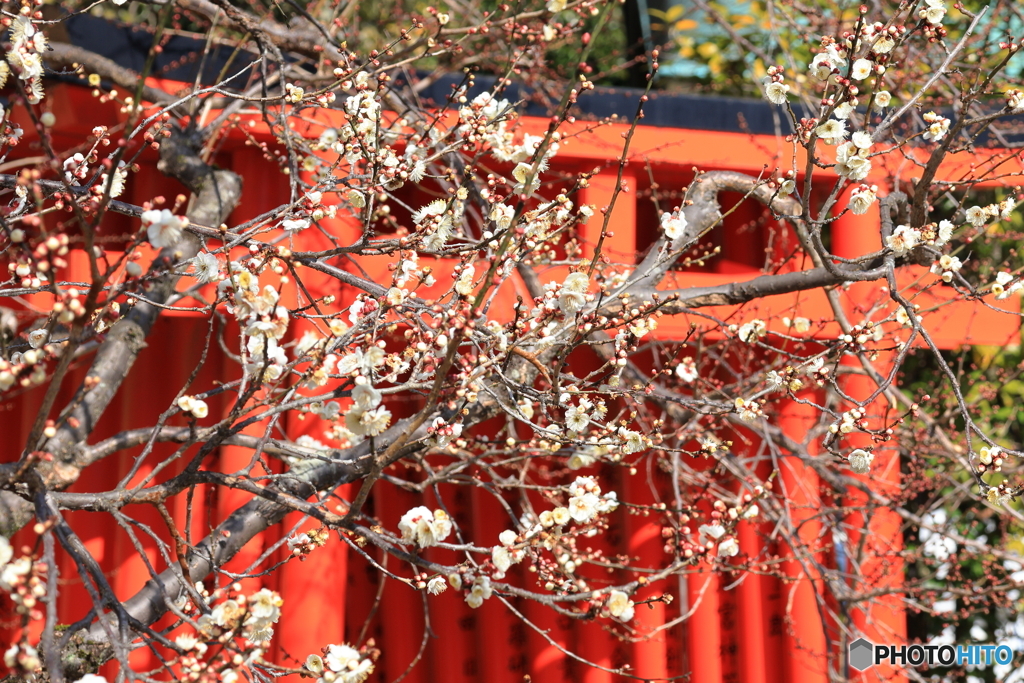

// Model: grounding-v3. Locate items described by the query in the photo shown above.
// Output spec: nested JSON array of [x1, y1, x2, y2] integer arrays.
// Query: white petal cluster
[[186, 251, 221, 284], [815, 118, 847, 145], [344, 381, 392, 438], [606, 590, 635, 622], [848, 449, 874, 474], [1007, 89, 1024, 113], [176, 395, 209, 419], [850, 58, 872, 81], [922, 112, 950, 142], [315, 643, 375, 683], [398, 507, 453, 548], [675, 356, 698, 382], [917, 0, 946, 25], [885, 225, 921, 256], [618, 427, 647, 454], [930, 253, 962, 283], [142, 209, 189, 249], [660, 210, 689, 240], [565, 397, 594, 433], [558, 272, 590, 315], [466, 575, 493, 608], [762, 69, 790, 105], [5, 17, 47, 103], [991, 271, 1023, 300], [734, 397, 762, 422], [848, 185, 877, 215], [737, 319, 766, 343], [809, 46, 846, 82], [835, 141, 872, 181]]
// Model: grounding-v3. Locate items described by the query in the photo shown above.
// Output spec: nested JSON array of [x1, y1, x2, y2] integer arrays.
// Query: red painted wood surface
[[2, 82, 1018, 682]]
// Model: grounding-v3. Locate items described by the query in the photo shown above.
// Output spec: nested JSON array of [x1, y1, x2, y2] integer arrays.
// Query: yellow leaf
[[697, 43, 719, 58], [752, 58, 766, 81], [674, 18, 698, 31]]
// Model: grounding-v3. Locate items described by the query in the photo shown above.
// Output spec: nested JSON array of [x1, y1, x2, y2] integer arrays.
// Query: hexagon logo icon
[[849, 638, 875, 671]]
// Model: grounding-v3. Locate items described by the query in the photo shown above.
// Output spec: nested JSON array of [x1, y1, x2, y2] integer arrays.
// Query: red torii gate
[[2, 80, 1019, 683]]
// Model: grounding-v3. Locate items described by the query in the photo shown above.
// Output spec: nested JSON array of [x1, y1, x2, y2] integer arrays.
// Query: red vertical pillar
[[621, 469, 669, 682], [832, 205, 906, 683], [374, 479, 427, 683], [471, 486, 520, 683], [734, 433, 768, 683], [777, 396, 828, 683]]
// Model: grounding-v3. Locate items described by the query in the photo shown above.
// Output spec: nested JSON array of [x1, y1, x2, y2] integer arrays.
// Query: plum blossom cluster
[[195, 587, 283, 643], [142, 209, 190, 249], [761, 65, 789, 105], [398, 506, 453, 548], [0, 536, 46, 677], [4, 16, 46, 103], [306, 643, 377, 683], [990, 271, 1022, 300]]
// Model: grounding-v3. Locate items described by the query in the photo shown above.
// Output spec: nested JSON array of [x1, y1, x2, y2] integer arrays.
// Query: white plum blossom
[[27, 329, 47, 349], [512, 162, 541, 196], [466, 575, 493, 608], [717, 537, 740, 558], [851, 131, 873, 150], [931, 254, 963, 283], [922, 112, 950, 141], [737, 319, 766, 343], [427, 576, 447, 595], [848, 185, 877, 215], [810, 50, 844, 81], [455, 265, 475, 296], [142, 209, 188, 249], [835, 141, 872, 180], [492, 546, 514, 573], [1007, 89, 1024, 113], [848, 449, 874, 474], [558, 272, 590, 315], [398, 507, 453, 548], [965, 206, 988, 227], [833, 102, 854, 120], [873, 91, 892, 108], [873, 33, 896, 54], [734, 397, 761, 422], [918, 0, 946, 25], [885, 225, 920, 256], [490, 203, 516, 231], [699, 523, 726, 544], [850, 59, 872, 80], [565, 398, 592, 432], [676, 356, 698, 382], [660, 210, 688, 240], [607, 590, 635, 622], [282, 218, 311, 231], [324, 644, 374, 683], [618, 427, 646, 454], [763, 80, 790, 105], [815, 118, 847, 145], [568, 476, 602, 523], [785, 316, 811, 333], [187, 251, 220, 283], [992, 271, 1022, 300]]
